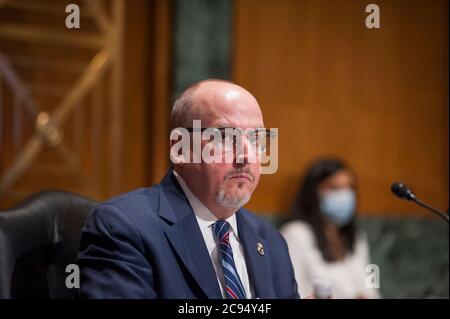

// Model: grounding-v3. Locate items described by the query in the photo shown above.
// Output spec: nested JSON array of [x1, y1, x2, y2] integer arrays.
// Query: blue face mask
[[319, 189, 356, 226]]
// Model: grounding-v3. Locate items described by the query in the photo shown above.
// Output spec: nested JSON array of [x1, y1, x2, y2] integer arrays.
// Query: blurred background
[[0, 0, 448, 298]]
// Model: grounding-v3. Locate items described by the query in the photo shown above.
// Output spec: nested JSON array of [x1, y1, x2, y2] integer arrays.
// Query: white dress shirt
[[173, 170, 254, 299]]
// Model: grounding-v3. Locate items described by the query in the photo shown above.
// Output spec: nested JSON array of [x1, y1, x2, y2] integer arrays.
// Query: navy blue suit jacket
[[77, 170, 299, 299]]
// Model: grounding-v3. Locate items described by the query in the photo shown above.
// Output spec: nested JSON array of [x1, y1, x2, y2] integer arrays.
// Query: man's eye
[[249, 132, 260, 142], [223, 135, 234, 144], [204, 128, 221, 141]]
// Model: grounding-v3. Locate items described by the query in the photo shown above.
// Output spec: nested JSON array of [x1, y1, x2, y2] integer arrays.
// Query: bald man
[[77, 79, 299, 299]]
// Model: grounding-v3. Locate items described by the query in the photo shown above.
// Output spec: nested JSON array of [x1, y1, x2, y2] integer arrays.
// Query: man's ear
[[170, 147, 186, 165], [170, 128, 188, 165]]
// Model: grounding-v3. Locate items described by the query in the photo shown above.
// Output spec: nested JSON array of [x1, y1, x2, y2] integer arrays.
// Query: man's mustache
[[223, 168, 255, 183]]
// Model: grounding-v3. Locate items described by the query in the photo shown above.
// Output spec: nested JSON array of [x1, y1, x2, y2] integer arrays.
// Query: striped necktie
[[213, 220, 247, 299]]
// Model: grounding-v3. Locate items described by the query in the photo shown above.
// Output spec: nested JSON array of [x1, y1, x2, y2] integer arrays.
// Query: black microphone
[[391, 182, 449, 223]]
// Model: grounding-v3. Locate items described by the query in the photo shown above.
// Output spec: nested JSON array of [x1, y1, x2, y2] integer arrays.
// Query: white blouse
[[280, 220, 380, 299]]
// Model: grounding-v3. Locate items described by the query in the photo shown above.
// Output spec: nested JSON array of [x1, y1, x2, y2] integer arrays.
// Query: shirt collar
[[173, 170, 239, 237]]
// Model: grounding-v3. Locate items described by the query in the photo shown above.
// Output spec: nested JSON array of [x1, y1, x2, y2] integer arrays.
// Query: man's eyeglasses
[[184, 127, 276, 154]]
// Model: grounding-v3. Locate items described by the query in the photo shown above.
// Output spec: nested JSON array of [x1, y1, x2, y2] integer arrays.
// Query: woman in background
[[280, 158, 380, 299]]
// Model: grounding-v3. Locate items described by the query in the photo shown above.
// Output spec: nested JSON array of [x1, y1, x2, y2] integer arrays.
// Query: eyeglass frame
[[184, 126, 276, 154]]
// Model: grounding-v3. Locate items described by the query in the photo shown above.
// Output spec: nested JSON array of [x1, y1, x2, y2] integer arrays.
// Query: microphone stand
[[412, 198, 449, 223], [391, 182, 449, 223]]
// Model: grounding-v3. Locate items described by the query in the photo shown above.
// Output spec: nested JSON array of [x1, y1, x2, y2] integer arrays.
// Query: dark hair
[[292, 158, 357, 262]]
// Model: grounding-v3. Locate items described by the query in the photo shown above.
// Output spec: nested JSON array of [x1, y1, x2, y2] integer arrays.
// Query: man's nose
[[234, 135, 257, 164]]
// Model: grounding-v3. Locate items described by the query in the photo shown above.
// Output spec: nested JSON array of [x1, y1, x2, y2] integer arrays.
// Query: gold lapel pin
[[257, 242, 264, 256]]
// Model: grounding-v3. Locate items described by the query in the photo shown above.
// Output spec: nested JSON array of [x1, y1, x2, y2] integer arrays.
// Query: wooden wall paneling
[[232, 0, 448, 217]]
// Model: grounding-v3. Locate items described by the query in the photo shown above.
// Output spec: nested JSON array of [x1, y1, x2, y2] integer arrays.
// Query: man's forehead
[[210, 119, 264, 129], [189, 81, 264, 127], [198, 106, 264, 128]]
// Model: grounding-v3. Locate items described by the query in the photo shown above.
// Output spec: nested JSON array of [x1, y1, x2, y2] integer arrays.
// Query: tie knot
[[214, 220, 230, 242]]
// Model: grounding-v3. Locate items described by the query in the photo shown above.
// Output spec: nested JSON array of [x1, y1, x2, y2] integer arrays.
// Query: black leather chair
[[0, 190, 98, 299]]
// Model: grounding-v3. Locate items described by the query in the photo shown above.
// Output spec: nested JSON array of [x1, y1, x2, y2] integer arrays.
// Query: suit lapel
[[236, 210, 276, 298], [158, 171, 222, 299]]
